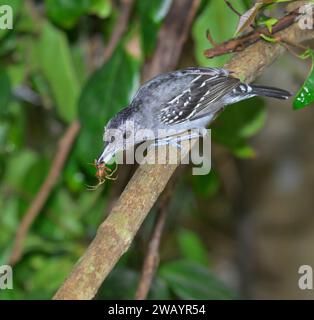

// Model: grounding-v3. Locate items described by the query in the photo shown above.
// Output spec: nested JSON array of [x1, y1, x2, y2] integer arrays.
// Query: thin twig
[[135, 182, 174, 300], [9, 120, 80, 265], [224, 0, 242, 17], [135, 205, 168, 300], [280, 38, 309, 51], [279, 41, 304, 59], [142, 0, 201, 80], [103, 0, 135, 63], [206, 29, 218, 47], [204, 7, 300, 59]]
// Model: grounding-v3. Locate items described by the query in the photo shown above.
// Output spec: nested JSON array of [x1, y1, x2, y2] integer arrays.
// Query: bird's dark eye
[[123, 130, 131, 140], [109, 136, 115, 143]]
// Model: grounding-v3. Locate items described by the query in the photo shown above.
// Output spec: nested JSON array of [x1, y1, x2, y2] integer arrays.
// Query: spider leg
[[86, 176, 106, 191], [105, 175, 118, 181], [104, 166, 113, 173], [88, 159, 99, 167], [86, 184, 100, 191], [105, 163, 118, 179]]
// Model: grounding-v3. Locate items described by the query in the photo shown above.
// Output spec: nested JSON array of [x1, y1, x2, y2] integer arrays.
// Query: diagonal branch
[[53, 7, 314, 300]]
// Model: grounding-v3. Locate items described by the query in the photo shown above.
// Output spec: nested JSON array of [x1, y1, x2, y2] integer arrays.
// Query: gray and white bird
[[97, 67, 291, 165]]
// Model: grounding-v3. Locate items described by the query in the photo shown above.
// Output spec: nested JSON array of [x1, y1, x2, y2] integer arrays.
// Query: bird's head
[[97, 107, 140, 165]]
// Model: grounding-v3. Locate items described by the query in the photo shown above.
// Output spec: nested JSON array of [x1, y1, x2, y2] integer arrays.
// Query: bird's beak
[[97, 142, 116, 165]]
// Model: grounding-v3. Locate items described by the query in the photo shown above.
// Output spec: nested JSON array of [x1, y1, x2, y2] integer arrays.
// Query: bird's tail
[[250, 84, 292, 100]]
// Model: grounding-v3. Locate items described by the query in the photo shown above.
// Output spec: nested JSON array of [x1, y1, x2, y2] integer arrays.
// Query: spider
[[86, 160, 118, 190]]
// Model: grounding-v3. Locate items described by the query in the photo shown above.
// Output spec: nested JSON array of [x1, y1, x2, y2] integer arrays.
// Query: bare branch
[[142, 0, 201, 80], [204, 8, 300, 59], [103, 0, 135, 63]]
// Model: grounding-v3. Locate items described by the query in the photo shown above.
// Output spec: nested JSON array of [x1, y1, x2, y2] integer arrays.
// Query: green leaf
[[64, 157, 85, 193], [26, 256, 74, 297], [3, 150, 38, 188], [260, 33, 277, 43], [298, 48, 312, 60], [191, 170, 221, 198], [46, 0, 111, 29], [0, 197, 20, 244], [45, 0, 89, 29], [0, 68, 11, 114], [50, 190, 85, 237], [89, 0, 112, 18], [212, 98, 266, 158], [241, 0, 255, 10], [21, 157, 50, 197], [0, 101, 25, 154], [177, 229, 208, 265], [36, 23, 80, 122], [262, 17, 278, 33], [22, 234, 83, 257], [192, 0, 246, 67], [233, 144, 256, 158], [31, 188, 85, 241], [77, 47, 140, 162], [293, 51, 314, 110], [6, 63, 25, 87], [159, 260, 236, 299]]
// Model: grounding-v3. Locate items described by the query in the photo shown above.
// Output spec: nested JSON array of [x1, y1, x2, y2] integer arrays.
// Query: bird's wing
[[159, 68, 240, 125]]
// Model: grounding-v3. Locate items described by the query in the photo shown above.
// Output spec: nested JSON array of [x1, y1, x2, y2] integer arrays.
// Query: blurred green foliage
[[78, 47, 140, 161], [36, 22, 81, 122], [0, 0, 270, 300], [46, 0, 112, 29]]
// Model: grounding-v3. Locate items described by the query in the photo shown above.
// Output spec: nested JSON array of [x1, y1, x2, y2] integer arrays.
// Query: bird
[[97, 67, 291, 165]]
